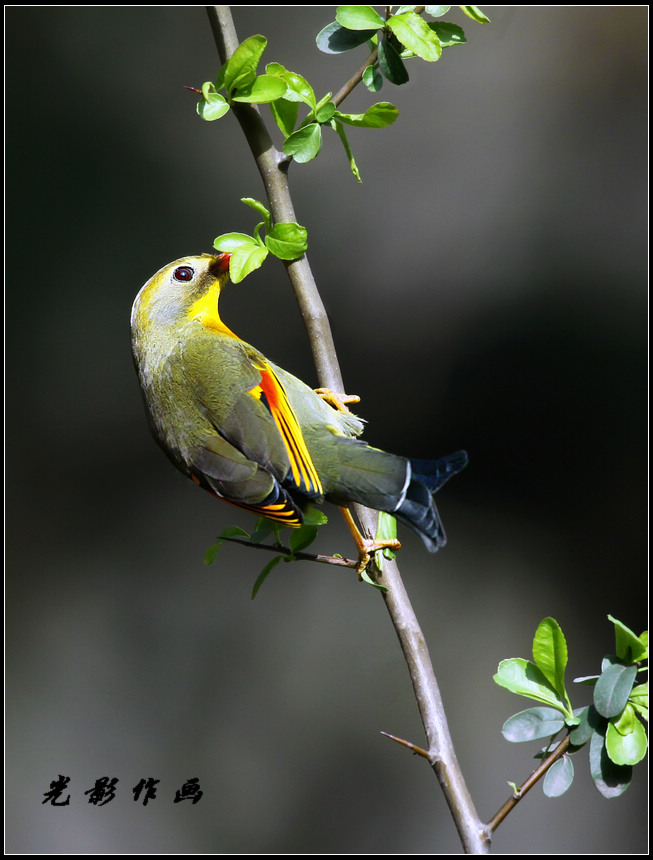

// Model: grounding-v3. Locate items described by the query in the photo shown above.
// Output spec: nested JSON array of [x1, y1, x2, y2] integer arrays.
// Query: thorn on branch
[[380, 731, 432, 761]]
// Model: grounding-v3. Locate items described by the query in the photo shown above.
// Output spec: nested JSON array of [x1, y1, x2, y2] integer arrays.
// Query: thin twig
[[206, 7, 490, 853], [486, 734, 572, 834], [332, 49, 378, 107], [216, 535, 359, 569], [331, 4, 430, 105]]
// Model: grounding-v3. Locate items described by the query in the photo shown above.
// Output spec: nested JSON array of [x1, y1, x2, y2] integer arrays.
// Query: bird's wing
[[242, 354, 324, 499], [185, 334, 324, 503], [190, 434, 306, 527]]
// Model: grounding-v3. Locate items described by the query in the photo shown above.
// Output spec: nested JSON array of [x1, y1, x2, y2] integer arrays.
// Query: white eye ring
[[173, 266, 195, 282]]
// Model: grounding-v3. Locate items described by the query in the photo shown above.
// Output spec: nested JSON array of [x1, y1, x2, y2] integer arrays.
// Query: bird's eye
[[173, 266, 195, 282]]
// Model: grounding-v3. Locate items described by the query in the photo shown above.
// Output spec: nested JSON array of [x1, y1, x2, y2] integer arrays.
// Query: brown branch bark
[[205, 7, 490, 853]]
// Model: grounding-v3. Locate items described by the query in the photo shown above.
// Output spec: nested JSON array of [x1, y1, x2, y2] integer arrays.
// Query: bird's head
[[131, 253, 234, 337]]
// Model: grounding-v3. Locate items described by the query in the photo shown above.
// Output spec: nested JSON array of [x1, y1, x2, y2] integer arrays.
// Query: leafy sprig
[[266, 60, 398, 179], [495, 616, 648, 799], [213, 198, 308, 282], [316, 6, 488, 89], [195, 34, 286, 121], [192, 34, 398, 180], [205, 509, 329, 599]]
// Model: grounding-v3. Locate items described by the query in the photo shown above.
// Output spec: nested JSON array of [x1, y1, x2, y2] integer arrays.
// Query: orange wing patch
[[191, 470, 304, 526], [223, 495, 304, 526], [249, 360, 323, 498]]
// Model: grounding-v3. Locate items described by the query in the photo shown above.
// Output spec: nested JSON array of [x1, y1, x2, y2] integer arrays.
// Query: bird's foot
[[339, 506, 400, 574], [314, 388, 361, 414], [355, 537, 402, 574]]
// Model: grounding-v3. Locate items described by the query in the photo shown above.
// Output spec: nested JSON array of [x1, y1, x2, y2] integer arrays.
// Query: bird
[[131, 253, 467, 571]]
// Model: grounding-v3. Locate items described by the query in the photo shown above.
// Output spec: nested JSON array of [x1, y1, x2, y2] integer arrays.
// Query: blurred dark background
[[6, 6, 647, 854]]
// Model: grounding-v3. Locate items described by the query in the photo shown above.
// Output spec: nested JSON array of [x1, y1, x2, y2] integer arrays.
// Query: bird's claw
[[356, 538, 402, 574], [315, 388, 361, 414]]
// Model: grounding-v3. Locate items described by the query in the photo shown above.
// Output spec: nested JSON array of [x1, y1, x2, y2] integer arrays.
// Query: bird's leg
[[339, 506, 401, 574], [314, 388, 361, 414]]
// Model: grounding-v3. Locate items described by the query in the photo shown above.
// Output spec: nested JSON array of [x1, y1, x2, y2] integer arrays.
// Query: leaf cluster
[[213, 197, 308, 283], [317, 6, 488, 89], [194, 33, 397, 181], [204, 509, 328, 599], [495, 617, 648, 799], [193, 9, 488, 281]]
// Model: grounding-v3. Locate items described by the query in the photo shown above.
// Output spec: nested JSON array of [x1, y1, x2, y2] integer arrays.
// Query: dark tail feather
[[410, 450, 468, 493], [394, 451, 468, 553]]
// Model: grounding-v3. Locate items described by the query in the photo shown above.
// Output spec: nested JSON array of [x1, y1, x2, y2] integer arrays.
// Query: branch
[[216, 534, 359, 569], [332, 48, 378, 107], [487, 734, 572, 834], [206, 7, 489, 854], [331, 5, 426, 106]]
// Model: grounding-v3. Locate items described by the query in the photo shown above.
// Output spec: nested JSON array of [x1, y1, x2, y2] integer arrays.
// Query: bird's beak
[[210, 253, 231, 276]]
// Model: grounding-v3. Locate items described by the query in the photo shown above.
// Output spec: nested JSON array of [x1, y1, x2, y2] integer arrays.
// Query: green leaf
[[425, 5, 451, 16], [501, 707, 566, 743], [543, 755, 574, 797], [459, 5, 491, 23], [289, 524, 318, 555], [315, 101, 337, 123], [204, 544, 222, 565], [265, 222, 308, 260], [573, 674, 600, 686], [220, 526, 251, 540], [568, 705, 602, 747], [594, 663, 638, 718], [197, 86, 230, 122], [213, 232, 261, 252], [532, 617, 569, 704], [227, 244, 269, 283], [231, 74, 288, 104], [248, 518, 279, 544], [608, 615, 648, 662], [377, 35, 409, 85], [386, 12, 442, 62], [606, 711, 648, 765], [269, 98, 299, 137], [312, 91, 334, 117], [589, 729, 632, 798], [629, 682, 648, 723], [281, 72, 316, 108], [430, 21, 467, 47], [204, 526, 251, 564], [336, 6, 385, 31], [494, 658, 570, 714], [611, 701, 637, 735], [363, 63, 384, 92], [283, 123, 323, 163], [214, 63, 226, 93], [331, 120, 362, 182], [360, 566, 387, 592], [316, 21, 377, 54], [223, 34, 267, 96], [334, 101, 398, 128], [265, 61, 285, 76], [241, 198, 271, 228], [251, 554, 284, 599], [639, 630, 648, 654], [303, 508, 328, 526], [375, 512, 398, 560]]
